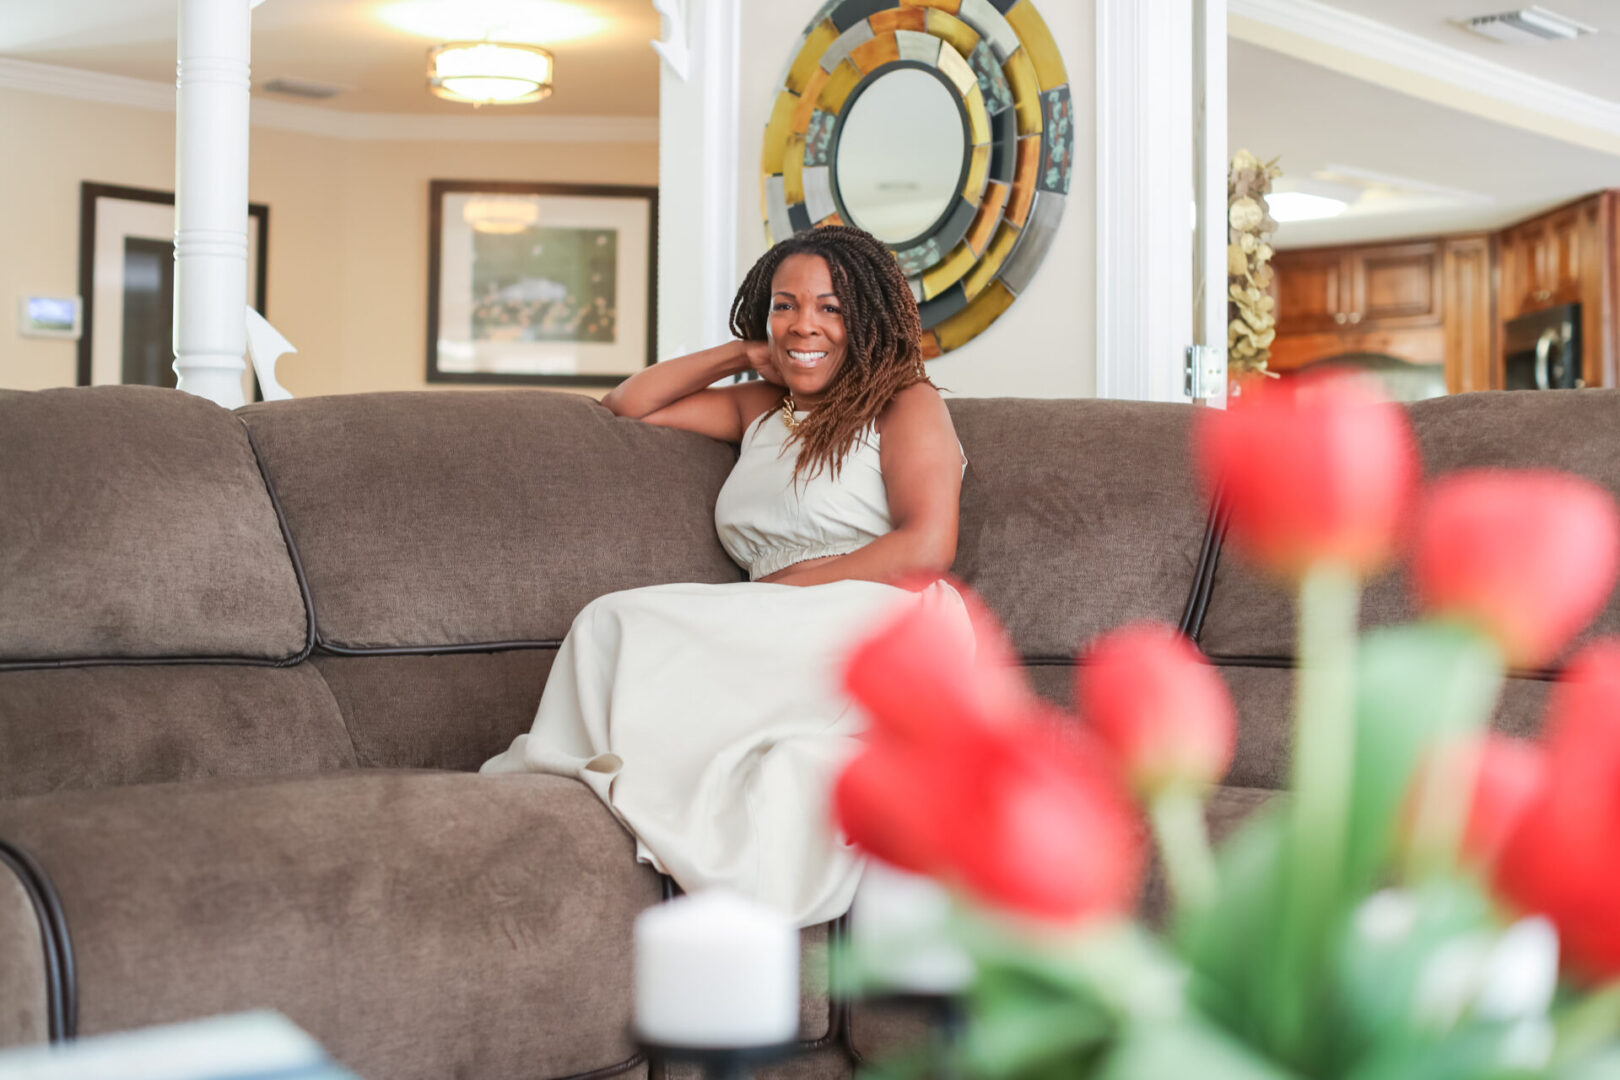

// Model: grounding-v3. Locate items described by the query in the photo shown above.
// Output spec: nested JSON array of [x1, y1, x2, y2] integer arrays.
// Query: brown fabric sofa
[[2, 385, 1615, 1079]]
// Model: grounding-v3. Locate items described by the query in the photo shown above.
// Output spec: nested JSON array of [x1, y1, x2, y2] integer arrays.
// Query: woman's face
[[767, 253, 849, 405]]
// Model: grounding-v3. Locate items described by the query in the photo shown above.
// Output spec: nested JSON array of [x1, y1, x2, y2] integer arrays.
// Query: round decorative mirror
[[762, 0, 1071, 357], [833, 66, 969, 247]]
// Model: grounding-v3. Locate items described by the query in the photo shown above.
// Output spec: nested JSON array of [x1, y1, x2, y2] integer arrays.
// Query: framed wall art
[[426, 180, 658, 386], [77, 182, 269, 399]]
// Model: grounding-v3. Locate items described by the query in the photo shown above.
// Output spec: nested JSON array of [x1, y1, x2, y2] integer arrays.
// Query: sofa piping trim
[[315, 639, 564, 657], [1203, 653, 1561, 683], [0, 837, 75, 1042], [1181, 495, 1229, 642]]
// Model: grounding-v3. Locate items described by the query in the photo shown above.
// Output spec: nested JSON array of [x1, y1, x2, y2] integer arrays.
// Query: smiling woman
[[483, 225, 969, 926]]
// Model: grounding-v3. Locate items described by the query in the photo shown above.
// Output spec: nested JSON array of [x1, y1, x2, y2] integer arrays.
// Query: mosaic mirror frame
[[762, 0, 1072, 357]]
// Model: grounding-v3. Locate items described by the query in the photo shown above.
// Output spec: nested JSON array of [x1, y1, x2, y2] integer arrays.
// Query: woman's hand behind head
[[742, 339, 787, 387]]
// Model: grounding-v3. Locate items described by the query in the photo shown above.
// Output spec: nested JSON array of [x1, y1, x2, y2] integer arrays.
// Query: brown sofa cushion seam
[[553, 1053, 645, 1080], [0, 837, 75, 1042], [1202, 653, 1560, 683], [235, 416, 318, 662], [315, 639, 563, 657], [1182, 497, 1229, 642]]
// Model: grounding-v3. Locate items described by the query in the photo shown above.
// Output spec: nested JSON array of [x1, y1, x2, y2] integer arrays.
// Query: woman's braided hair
[[729, 225, 933, 483]]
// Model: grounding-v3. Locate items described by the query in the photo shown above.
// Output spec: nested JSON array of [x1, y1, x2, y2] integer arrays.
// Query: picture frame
[[426, 179, 658, 386], [77, 182, 269, 399]]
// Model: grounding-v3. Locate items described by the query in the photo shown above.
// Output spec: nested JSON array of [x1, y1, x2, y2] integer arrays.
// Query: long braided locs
[[728, 225, 933, 484]]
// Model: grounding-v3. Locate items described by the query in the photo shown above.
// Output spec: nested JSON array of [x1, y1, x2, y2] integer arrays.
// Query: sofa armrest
[[0, 770, 661, 1080]]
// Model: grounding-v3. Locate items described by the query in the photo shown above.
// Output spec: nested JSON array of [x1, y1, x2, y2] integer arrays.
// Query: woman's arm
[[601, 341, 782, 443], [761, 384, 963, 587]]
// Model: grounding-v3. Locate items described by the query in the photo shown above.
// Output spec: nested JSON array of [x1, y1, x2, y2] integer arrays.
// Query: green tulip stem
[[1149, 787, 1217, 915], [1280, 560, 1361, 1048], [1293, 560, 1360, 875]]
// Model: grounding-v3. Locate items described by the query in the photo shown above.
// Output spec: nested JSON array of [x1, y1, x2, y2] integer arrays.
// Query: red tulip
[[946, 716, 1144, 920], [1196, 375, 1419, 580], [1405, 735, 1546, 867], [1077, 623, 1236, 795], [1494, 641, 1620, 981], [843, 579, 1031, 743], [1413, 471, 1620, 668], [836, 587, 1145, 921]]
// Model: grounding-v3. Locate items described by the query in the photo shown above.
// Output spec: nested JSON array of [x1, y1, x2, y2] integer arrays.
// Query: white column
[[653, 0, 741, 363], [1094, 0, 1195, 403], [173, 0, 252, 407], [1193, 0, 1228, 407]]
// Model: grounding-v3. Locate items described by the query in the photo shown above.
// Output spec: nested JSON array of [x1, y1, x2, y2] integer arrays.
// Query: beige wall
[[736, 1, 1096, 398], [0, 87, 657, 397]]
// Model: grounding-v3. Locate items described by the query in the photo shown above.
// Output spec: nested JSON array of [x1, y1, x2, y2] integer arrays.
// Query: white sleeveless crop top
[[715, 411, 892, 581]]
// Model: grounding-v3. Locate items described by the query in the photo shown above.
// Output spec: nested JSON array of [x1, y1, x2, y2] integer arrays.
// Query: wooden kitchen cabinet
[[1267, 191, 1618, 395], [1499, 198, 1603, 322], [1494, 194, 1614, 388], [1270, 236, 1484, 390], [1273, 240, 1442, 336], [1274, 251, 1348, 333], [1349, 243, 1443, 327]]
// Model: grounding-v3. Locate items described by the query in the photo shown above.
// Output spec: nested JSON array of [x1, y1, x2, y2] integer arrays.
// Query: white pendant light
[[428, 41, 554, 106]]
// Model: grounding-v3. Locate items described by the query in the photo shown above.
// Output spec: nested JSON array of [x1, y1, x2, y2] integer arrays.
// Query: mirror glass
[[834, 68, 966, 245]]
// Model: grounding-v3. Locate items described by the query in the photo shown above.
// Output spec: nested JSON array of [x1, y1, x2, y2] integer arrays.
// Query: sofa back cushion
[[238, 393, 744, 652], [948, 399, 1209, 658], [1198, 389, 1620, 668], [0, 387, 309, 665]]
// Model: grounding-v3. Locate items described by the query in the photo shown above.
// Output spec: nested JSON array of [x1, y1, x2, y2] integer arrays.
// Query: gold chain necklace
[[779, 393, 799, 431]]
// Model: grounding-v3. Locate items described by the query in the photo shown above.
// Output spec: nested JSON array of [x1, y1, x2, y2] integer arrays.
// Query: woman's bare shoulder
[[733, 379, 786, 429], [877, 381, 954, 437]]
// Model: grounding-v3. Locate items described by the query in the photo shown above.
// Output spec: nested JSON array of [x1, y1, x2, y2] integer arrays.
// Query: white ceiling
[[1325, 0, 1620, 101], [1230, 32, 1620, 248], [0, 0, 660, 116]]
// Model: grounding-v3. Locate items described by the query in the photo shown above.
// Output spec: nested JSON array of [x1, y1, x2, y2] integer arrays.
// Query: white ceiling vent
[[1461, 7, 1596, 43], [261, 77, 347, 100]]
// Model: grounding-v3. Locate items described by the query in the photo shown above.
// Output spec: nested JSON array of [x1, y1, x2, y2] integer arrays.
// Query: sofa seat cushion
[[238, 393, 744, 652], [0, 663, 357, 799], [1215, 663, 1552, 792], [0, 387, 309, 665], [312, 650, 552, 772], [1200, 390, 1620, 667], [0, 770, 661, 1080], [947, 399, 1209, 659]]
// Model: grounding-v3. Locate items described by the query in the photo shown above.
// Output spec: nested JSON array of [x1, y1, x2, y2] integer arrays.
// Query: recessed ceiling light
[[1268, 192, 1349, 223]]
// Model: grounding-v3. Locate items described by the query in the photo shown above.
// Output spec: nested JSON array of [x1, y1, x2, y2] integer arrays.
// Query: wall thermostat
[[19, 295, 83, 340]]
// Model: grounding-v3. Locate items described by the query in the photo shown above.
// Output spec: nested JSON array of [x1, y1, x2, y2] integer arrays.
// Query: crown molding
[[0, 56, 175, 111], [1229, 0, 1620, 141], [0, 56, 658, 143]]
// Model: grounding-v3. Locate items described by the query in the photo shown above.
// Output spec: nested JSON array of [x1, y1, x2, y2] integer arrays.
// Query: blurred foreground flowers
[[834, 377, 1620, 1079]]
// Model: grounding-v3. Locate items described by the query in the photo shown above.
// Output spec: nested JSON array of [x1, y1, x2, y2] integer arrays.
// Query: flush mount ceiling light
[[428, 41, 553, 105], [1267, 192, 1350, 223]]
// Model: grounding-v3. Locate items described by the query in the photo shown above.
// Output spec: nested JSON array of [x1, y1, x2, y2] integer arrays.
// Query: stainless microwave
[[1504, 304, 1583, 391]]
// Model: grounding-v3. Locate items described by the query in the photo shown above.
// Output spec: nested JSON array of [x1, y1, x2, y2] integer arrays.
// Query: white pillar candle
[[634, 890, 799, 1048], [851, 862, 973, 995]]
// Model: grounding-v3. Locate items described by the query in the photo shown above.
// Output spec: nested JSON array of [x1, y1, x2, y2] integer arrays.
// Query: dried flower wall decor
[[1228, 149, 1282, 379]]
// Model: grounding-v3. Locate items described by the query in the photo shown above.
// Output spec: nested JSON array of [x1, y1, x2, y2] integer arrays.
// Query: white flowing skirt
[[481, 578, 966, 927]]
